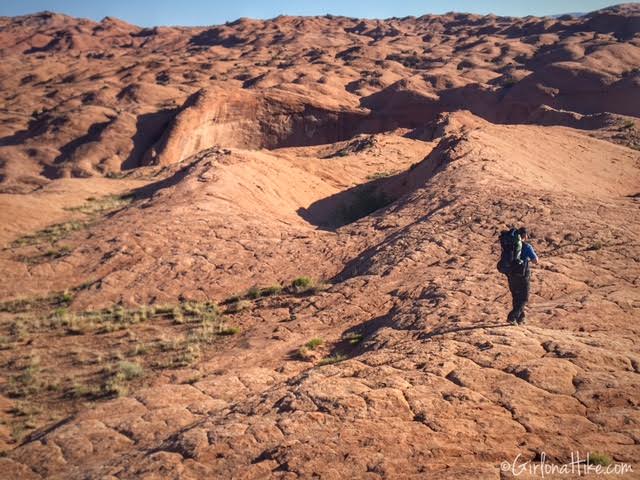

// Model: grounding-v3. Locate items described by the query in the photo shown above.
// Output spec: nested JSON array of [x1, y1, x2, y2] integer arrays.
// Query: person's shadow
[[418, 322, 513, 340]]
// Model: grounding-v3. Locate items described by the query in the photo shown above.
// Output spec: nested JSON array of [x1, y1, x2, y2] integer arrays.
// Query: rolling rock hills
[[0, 4, 639, 479]]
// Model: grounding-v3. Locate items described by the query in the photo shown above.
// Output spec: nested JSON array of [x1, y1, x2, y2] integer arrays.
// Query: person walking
[[507, 227, 538, 324]]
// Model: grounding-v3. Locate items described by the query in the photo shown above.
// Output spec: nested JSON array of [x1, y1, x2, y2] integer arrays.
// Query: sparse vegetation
[[221, 294, 241, 305], [588, 452, 612, 467], [18, 245, 73, 265], [246, 285, 283, 299], [318, 354, 347, 366], [102, 361, 144, 398], [291, 276, 313, 292], [65, 194, 134, 216], [10, 194, 134, 250], [225, 299, 251, 313], [344, 332, 364, 345], [260, 285, 283, 297], [8, 402, 41, 442], [587, 241, 603, 251], [0, 290, 73, 313], [298, 347, 313, 360], [8, 356, 42, 398], [246, 286, 262, 299], [305, 338, 323, 350], [621, 119, 635, 130], [290, 276, 329, 294], [218, 326, 240, 336], [11, 220, 85, 248], [69, 383, 101, 399], [367, 170, 398, 181], [117, 361, 144, 380]]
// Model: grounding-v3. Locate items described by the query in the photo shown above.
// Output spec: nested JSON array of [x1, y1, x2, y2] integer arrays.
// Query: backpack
[[497, 228, 524, 275]]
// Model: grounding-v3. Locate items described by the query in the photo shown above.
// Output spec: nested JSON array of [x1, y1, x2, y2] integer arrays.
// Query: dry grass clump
[[317, 354, 347, 366]]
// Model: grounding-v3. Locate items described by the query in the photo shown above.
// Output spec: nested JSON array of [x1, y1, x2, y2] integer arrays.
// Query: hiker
[[497, 226, 538, 325]]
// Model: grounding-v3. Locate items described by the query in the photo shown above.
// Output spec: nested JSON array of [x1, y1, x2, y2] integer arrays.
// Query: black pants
[[507, 273, 530, 322]]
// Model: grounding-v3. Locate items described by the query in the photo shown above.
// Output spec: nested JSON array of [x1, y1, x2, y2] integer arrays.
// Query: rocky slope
[[0, 5, 639, 479]]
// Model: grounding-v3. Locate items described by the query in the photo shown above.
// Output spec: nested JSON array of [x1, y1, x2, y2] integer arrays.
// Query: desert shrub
[[174, 344, 201, 367], [246, 286, 262, 299], [292, 276, 313, 293], [588, 453, 612, 466], [588, 241, 603, 251], [260, 285, 283, 297], [291, 277, 329, 295], [11, 221, 85, 248], [172, 306, 185, 324], [129, 342, 150, 357], [69, 383, 101, 399], [298, 347, 313, 360], [305, 338, 323, 350], [8, 356, 42, 397], [65, 314, 93, 335], [318, 354, 347, 366], [118, 361, 144, 380], [218, 326, 240, 336], [103, 377, 128, 398], [344, 333, 364, 345], [226, 299, 251, 313], [367, 170, 397, 181]]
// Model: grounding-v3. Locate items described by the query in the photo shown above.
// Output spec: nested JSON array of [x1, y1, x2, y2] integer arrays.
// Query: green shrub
[[70, 383, 100, 399], [117, 361, 144, 380], [318, 354, 347, 366], [246, 286, 262, 299], [226, 299, 251, 313], [305, 338, 323, 350], [291, 276, 314, 293], [260, 285, 283, 297], [344, 333, 364, 345], [588, 453, 612, 466], [367, 170, 397, 181], [218, 326, 240, 336], [298, 346, 313, 360]]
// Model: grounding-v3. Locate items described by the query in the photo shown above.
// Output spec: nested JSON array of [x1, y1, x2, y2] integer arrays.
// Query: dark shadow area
[[417, 322, 513, 341], [24, 35, 62, 55], [297, 173, 400, 230], [42, 119, 113, 179], [189, 28, 247, 48], [127, 163, 193, 201], [262, 104, 380, 150], [324, 309, 397, 361], [299, 133, 456, 233], [0, 112, 53, 147], [333, 197, 455, 281], [20, 415, 75, 447], [121, 109, 178, 170]]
